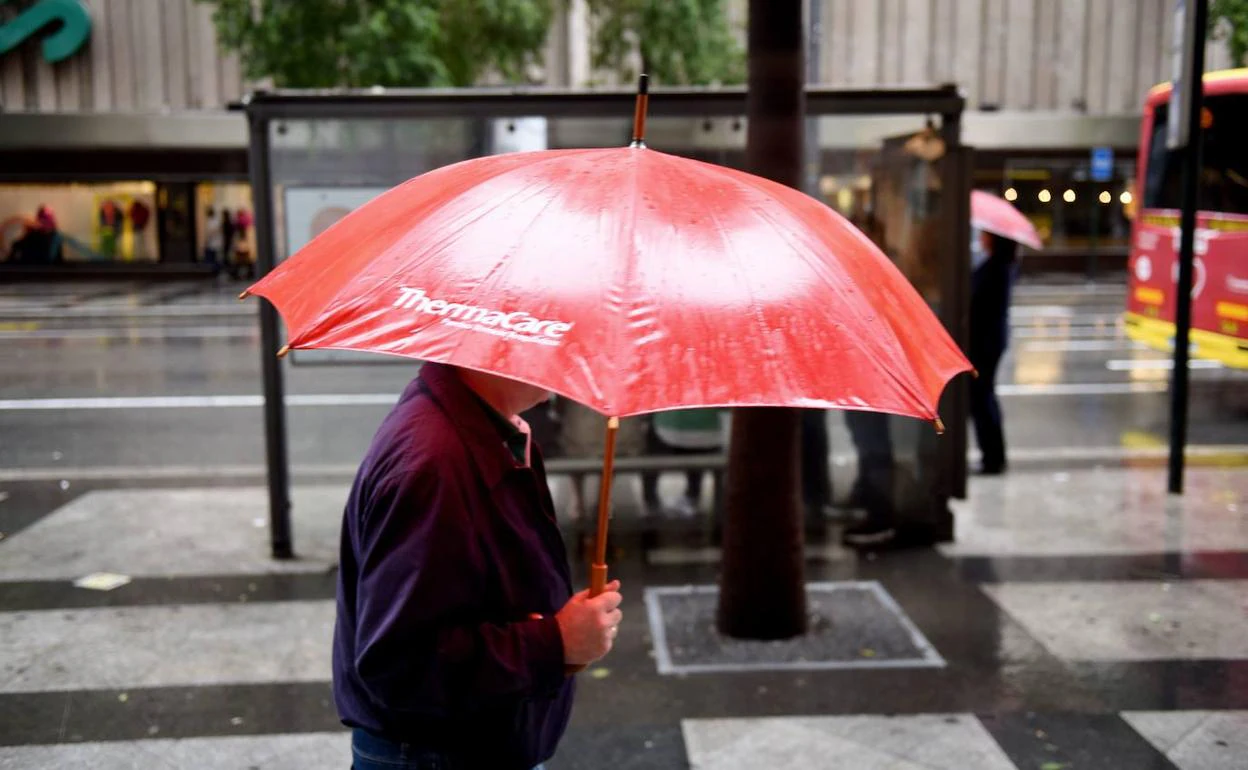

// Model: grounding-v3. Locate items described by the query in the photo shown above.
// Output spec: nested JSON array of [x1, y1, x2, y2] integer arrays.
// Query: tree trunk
[[716, 0, 808, 640]]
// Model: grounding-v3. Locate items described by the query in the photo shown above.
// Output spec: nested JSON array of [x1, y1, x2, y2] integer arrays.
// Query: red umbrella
[[245, 80, 971, 596], [971, 189, 1043, 250]]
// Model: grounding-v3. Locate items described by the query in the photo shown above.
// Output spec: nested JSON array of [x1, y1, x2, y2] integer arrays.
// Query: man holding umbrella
[[247, 79, 970, 769], [333, 362, 623, 770]]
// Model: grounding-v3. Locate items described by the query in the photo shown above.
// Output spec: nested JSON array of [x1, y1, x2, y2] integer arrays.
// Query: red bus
[[1124, 68, 1248, 368]]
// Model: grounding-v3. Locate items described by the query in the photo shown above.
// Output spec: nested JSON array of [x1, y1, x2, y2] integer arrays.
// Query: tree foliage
[[1211, 0, 1248, 66], [585, 0, 746, 85], [196, 0, 554, 88]]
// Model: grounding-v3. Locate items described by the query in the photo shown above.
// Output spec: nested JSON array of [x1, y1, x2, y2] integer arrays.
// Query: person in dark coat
[[968, 229, 1018, 474], [334, 362, 623, 770]]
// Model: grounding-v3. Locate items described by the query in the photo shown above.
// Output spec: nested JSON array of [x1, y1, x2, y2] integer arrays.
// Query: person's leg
[[800, 410, 832, 510], [969, 347, 1005, 473], [350, 729, 447, 770], [641, 422, 663, 511], [982, 351, 1006, 471], [684, 468, 704, 504], [641, 470, 661, 510], [678, 466, 705, 517], [842, 410, 898, 546]]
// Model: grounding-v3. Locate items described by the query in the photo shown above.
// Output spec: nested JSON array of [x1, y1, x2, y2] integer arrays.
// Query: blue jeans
[[351, 729, 545, 770]]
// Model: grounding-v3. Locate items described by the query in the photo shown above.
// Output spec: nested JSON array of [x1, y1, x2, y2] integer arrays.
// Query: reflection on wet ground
[[0, 279, 1245, 769]]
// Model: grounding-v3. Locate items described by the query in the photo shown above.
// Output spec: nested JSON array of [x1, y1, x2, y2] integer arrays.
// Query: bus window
[[1143, 95, 1248, 215]]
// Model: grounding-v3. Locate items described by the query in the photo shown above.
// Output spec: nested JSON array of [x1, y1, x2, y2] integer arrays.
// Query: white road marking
[[0, 304, 249, 319], [0, 326, 255, 340], [1021, 340, 1146, 352], [996, 382, 1167, 395], [2, 445, 1244, 483], [0, 394, 398, 410], [0, 379, 1203, 413], [1106, 358, 1224, 371]]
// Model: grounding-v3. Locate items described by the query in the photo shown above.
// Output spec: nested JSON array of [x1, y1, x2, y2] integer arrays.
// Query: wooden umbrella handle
[[566, 416, 620, 675]]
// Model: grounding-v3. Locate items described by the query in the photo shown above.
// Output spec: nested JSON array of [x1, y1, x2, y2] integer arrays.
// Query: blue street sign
[[1091, 146, 1114, 182]]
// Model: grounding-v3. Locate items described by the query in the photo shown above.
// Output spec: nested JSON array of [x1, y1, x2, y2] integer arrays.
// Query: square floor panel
[[1122, 711, 1248, 770], [645, 582, 943, 675], [0, 732, 350, 770], [943, 467, 1248, 557], [0, 600, 333, 693], [682, 714, 1017, 770], [0, 486, 348, 580], [983, 580, 1248, 661]]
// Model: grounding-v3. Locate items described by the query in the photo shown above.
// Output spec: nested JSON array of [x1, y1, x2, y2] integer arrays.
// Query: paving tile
[[1123, 711, 1248, 770], [982, 580, 1248, 661], [0, 487, 348, 580], [682, 714, 1017, 770], [979, 712, 1177, 770], [0, 732, 350, 770], [943, 467, 1248, 557], [0, 601, 333, 693]]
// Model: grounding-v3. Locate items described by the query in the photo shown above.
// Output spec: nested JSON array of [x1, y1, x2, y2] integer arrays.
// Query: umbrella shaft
[[589, 417, 620, 596], [631, 73, 649, 147]]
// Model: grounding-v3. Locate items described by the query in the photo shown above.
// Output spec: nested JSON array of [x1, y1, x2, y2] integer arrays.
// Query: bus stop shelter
[[236, 84, 972, 558]]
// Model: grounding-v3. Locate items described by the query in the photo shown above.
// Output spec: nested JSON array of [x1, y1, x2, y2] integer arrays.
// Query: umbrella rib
[[436, 172, 588, 399], [720, 170, 934, 415], [294, 152, 588, 349], [276, 161, 529, 342], [607, 149, 644, 415], [673, 156, 791, 401]]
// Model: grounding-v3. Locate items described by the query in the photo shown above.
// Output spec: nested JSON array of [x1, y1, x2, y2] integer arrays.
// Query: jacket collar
[[417, 362, 518, 489]]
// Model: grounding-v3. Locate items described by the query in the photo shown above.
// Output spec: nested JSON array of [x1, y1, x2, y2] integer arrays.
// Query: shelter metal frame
[[237, 84, 970, 558]]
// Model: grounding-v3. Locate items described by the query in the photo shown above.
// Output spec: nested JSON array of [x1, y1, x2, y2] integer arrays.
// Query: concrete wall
[[0, 0, 245, 111], [0, 0, 1238, 114], [816, 0, 1235, 113]]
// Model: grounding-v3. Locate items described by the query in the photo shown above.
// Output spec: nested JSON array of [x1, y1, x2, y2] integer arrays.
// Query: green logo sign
[[0, 0, 91, 63]]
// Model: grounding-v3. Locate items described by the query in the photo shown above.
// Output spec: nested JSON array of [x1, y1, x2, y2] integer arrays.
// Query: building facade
[[0, 0, 1237, 273], [2, 1, 1237, 115]]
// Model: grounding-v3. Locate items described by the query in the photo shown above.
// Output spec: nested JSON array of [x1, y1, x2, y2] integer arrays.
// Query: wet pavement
[[0, 279, 1246, 769], [1, 280, 1246, 476]]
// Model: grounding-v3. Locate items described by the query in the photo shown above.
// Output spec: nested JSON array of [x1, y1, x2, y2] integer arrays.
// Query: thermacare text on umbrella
[[394, 287, 574, 347]]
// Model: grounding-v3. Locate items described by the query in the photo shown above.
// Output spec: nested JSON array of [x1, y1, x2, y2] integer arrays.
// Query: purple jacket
[[333, 363, 574, 768]]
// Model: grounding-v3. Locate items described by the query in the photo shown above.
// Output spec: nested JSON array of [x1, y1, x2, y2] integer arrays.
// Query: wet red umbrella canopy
[[246, 78, 971, 596]]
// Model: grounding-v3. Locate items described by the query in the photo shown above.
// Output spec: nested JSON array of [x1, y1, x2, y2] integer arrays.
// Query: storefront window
[[1, 182, 159, 264], [978, 157, 1135, 251], [195, 182, 256, 275]]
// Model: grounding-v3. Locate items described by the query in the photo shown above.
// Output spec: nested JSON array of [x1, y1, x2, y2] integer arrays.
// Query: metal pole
[[1168, 0, 1206, 495], [803, 0, 822, 196], [939, 108, 970, 505], [246, 106, 294, 557]]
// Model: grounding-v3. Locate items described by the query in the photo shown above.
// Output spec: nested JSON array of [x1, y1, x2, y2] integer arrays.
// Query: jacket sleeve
[[352, 463, 567, 717]]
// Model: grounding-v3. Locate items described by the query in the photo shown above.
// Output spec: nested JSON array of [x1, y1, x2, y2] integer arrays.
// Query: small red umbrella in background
[[971, 189, 1043, 250], [245, 77, 971, 599]]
